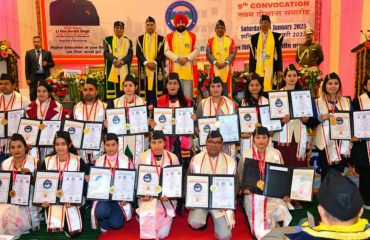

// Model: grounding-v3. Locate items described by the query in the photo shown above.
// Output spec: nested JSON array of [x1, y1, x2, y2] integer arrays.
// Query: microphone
[[361, 30, 369, 41]]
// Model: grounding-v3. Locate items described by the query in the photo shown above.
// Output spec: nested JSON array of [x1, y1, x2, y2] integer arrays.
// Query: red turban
[[173, 13, 189, 27]]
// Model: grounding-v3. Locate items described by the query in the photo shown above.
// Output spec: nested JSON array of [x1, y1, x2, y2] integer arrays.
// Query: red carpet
[[98, 203, 253, 239]]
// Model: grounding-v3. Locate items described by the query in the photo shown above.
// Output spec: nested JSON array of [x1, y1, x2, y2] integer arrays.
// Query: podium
[[352, 41, 370, 96]]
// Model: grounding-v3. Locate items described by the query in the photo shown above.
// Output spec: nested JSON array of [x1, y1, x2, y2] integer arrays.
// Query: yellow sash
[[213, 36, 231, 83], [143, 33, 157, 91], [108, 35, 128, 91], [256, 30, 274, 91], [172, 31, 193, 80]]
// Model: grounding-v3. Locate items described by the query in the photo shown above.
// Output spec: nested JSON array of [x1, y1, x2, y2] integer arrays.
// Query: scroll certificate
[[82, 123, 103, 150], [137, 165, 159, 197], [106, 108, 127, 136], [290, 90, 313, 118], [86, 167, 111, 200], [218, 114, 239, 143], [259, 106, 282, 132], [7, 109, 24, 137], [33, 171, 59, 204], [38, 121, 61, 146], [0, 172, 11, 203], [185, 175, 209, 208], [268, 91, 290, 119], [210, 176, 235, 209], [198, 118, 217, 146], [153, 108, 173, 135], [128, 106, 148, 134], [0, 112, 5, 138], [239, 107, 258, 133], [111, 170, 136, 202], [10, 174, 31, 206], [175, 108, 194, 135], [161, 166, 183, 198], [63, 120, 84, 149], [353, 111, 370, 139], [290, 169, 314, 201], [17, 119, 41, 145], [59, 172, 84, 204], [330, 112, 351, 140]]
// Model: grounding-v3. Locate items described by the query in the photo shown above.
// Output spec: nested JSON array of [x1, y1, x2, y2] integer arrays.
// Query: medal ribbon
[[151, 150, 164, 176], [83, 101, 98, 121], [57, 154, 70, 184], [10, 158, 26, 183], [104, 154, 119, 178], [39, 98, 51, 120], [1, 93, 15, 113]]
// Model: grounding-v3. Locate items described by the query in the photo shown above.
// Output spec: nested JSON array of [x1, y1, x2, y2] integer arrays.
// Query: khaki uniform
[[296, 42, 324, 66]]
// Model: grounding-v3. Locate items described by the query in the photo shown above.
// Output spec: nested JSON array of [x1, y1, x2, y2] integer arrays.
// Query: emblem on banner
[[165, 1, 198, 31]]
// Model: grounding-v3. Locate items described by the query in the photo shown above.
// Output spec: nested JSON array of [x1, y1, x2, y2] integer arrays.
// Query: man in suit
[[249, 15, 283, 91], [25, 36, 55, 101], [136, 16, 165, 106]]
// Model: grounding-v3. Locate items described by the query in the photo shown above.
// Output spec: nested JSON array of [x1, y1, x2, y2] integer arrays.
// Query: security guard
[[295, 28, 324, 68]]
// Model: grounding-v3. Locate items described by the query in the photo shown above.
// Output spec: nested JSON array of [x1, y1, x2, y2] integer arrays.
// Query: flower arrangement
[[232, 71, 249, 105], [197, 69, 211, 98], [299, 68, 323, 97], [0, 40, 16, 61]]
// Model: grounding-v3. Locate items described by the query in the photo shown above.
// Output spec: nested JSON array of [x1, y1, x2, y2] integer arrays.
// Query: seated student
[[91, 133, 133, 232], [42, 131, 88, 238], [263, 169, 370, 239], [239, 126, 292, 239], [135, 130, 180, 239], [0, 134, 40, 238], [188, 130, 238, 240]]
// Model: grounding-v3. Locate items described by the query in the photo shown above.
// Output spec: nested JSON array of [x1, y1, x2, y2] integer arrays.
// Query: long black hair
[[47, 131, 78, 156], [162, 76, 189, 107], [243, 73, 264, 106], [281, 64, 302, 90], [37, 81, 55, 100], [321, 72, 342, 95]]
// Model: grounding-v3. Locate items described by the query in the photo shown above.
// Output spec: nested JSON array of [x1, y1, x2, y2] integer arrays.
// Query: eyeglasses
[[207, 140, 222, 145]]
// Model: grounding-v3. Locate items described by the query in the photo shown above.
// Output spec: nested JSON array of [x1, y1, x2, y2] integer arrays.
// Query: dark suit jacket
[[136, 34, 165, 67], [249, 31, 284, 73], [25, 49, 55, 81]]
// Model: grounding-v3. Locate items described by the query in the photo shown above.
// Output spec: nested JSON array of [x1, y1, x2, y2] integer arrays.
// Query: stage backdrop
[[39, 0, 320, 65]]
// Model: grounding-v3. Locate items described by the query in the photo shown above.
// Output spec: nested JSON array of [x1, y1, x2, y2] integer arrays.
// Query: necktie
[[36, 50, 41, 70]]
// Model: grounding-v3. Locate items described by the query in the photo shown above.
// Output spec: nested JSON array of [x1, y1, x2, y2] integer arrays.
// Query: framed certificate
[[0, 111, 6, 139], [127, 105, 148, 135], [329, 111, 352, 140], [33, 171, 59, 204], [17, 118, 41, 146], [136, 164, 160, 198], [289, 90, 313, 118], [111, 169, 136, 202], [268, 91, 290, 119], [290, 168, 314, 202], [81, 122, 103, 150], [160, 165, 183, 199], [38, 120, 62, 147], [59, 172, 85, 204], [218, 114, 240, 143], [153, 108, 173, 135], [259, 105, 282, 132], [62, 120, 84, 149], [86, 167, 111, 200], [352, 110, 370, 140], [10, 173, 31, 206], [210, 175, 235, 210], [185, 174, 210, 209], [0, 171, 11, 203], [175, 107, 194, 135], [197, 117, 217, 146], [6, 109, 24, 138], [106, 108, 127, 136], [238, 107, 258, 133]]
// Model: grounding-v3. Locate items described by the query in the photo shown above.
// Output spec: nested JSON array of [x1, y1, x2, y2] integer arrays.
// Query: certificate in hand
[[160, 165, 183, 199], [128, 105, 148, 135], [153, 108, 173, 135], [290, 90, 313, 118], [59, 172, 85, 204], [10, 173, 31, 206], [238, 107, 258, 133], [106, 108, 127, 136], [175, 107, 194, 135], [353, 111, 370, 140], [259, 105, 282, 132], [218, 114, 240, 143], [38, 120, 61, 146], [210, 175, 235, 210], [86, 167, 111, 200], [290, 168, 314, 202], [0, 111, 6, 138], [329, 111, 352, 140], [198, 117, 217, 146], [136, 164, 160, 197], [63, 120, 84, 149], [6, 109, 24, 137], [185, 174, 209, 209], [0, 172, 11, 203], [268, 91, 290, 119], [33, 171, 59, 204], [111, 169, 136, 202], [82, 122, 103, 150], [17, 118, 41, 146]]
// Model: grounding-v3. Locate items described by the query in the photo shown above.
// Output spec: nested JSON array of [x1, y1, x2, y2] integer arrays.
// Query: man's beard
[[84, 95, 96, 102], [176, 26, 186, 33]]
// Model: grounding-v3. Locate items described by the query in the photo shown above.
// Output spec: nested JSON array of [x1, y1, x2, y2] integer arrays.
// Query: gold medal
[[84, 128, 90, 134], [170, 118, 176, 125], [255, 122, 262, 128], [109, 186, 116, 194], [9, 190, 16, 198], [39, 123, 46, 130], [1, 118, 8, 126], [210, 184, 217, 192], [256, 180, 265, 191], [125, 123, 131, 130], [155, 185, 162, 193], [330, 117, 337, 125], [56, 189, 64, 198]]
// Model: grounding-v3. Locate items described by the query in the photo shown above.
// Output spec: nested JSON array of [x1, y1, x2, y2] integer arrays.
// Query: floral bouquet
[[0, 40, 16, 60], [299, 68, 323, 97], [232, 71, 249, 105], [197, 69, 211, 98]]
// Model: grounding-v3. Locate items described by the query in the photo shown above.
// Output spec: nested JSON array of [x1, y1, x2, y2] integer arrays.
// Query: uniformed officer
[[295, 28, 324, 68]]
